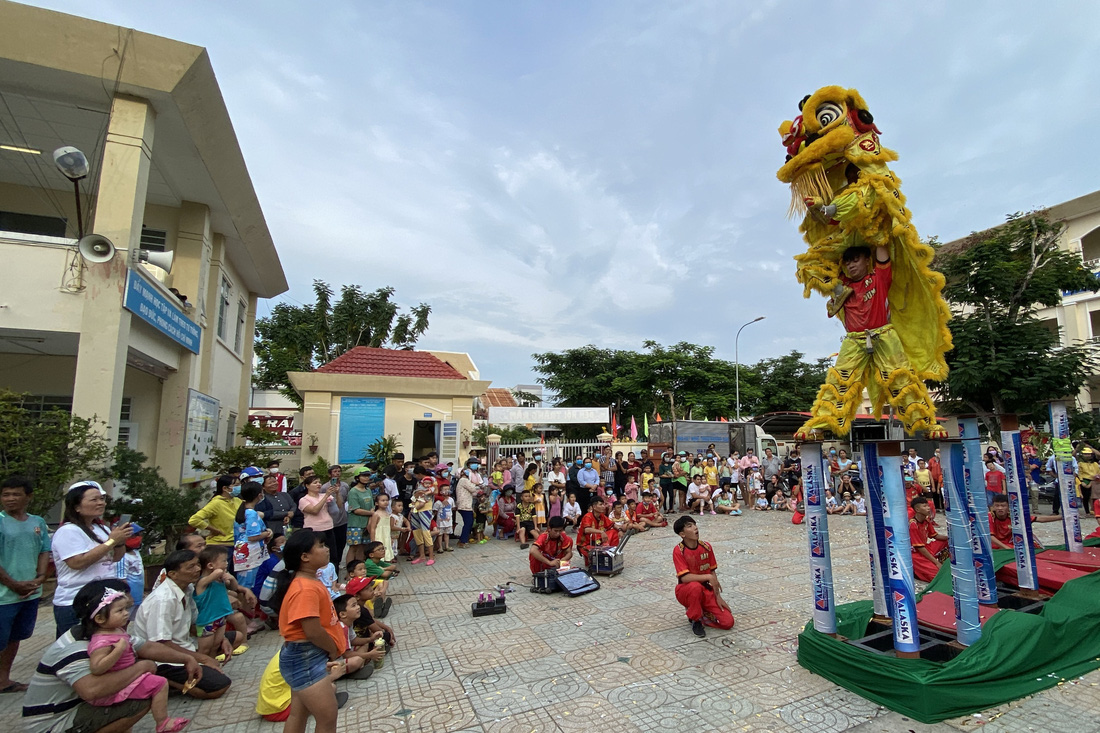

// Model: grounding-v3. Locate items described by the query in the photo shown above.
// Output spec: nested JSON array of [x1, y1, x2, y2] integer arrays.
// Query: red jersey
[[989, 512, 1041, 549], [673, 540, 718, 581], [529, 531, 574, 574], [636, 502, 658, 517], [842, 261, 891, 332], [577, 512, 613, 554], [909, 517, 938, 548], [985, 469, 1006, 493]]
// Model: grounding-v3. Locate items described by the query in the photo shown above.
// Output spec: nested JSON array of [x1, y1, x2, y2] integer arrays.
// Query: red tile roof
[[481, 388, 517, 408], [316, 347, 466, 380]]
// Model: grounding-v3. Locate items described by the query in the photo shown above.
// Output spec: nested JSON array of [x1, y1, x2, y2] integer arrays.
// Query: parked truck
[[648, 420, 780, 459]]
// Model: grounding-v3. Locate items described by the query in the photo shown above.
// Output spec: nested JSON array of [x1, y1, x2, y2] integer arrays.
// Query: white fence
[[489, 440, 650, 467]]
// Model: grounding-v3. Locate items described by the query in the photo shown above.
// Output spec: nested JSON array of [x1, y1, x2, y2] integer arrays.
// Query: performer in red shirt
[[987, 494, 1059, 549], [528, 517, 574, 575], [909, 496, 948, 581], [635, 492, 668, 527], [672, 515, 734, 637], [576, 497, 618, 561]]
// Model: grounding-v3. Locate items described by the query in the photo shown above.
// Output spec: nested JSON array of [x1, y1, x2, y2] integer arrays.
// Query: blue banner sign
[[123, 270, 201, 353]]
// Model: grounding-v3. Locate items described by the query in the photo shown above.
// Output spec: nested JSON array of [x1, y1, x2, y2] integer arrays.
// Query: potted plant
[[307, 433, 319, 454]]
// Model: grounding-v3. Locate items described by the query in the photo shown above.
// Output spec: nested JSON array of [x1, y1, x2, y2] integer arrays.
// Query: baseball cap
[[346, 577, 371, 596], [241, 466, 264, 480]]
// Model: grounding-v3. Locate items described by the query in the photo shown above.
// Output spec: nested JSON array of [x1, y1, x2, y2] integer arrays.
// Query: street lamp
[[52, 146, 89, 238], [735, 316, 766, 422]]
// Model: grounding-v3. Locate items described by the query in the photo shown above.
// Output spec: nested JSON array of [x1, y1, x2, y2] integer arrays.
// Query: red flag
[[655, 413, 663, 422]]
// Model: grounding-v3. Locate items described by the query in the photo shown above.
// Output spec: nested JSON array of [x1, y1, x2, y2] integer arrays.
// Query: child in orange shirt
[[273, 529, 348, 733], [909, 496, 948, 582]]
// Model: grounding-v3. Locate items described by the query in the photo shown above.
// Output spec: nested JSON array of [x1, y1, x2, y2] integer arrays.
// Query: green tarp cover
[[797, 539, 1100, 723]]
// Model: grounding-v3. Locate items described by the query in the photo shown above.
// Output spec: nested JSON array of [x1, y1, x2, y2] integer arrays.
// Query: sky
[[27, 0, 1100, 392]]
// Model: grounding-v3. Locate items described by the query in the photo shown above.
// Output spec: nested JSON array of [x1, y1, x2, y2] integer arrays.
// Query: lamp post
[[735, 316, 766, 422], [52, 146, 89, 238]]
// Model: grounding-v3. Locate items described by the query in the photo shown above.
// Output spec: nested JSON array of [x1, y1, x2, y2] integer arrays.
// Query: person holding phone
[[51, 481, 133, 637]]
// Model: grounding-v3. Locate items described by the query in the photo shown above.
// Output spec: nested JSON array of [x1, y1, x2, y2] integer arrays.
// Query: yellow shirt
[[188, 495, 241, 545], [704, 465, 718, 487], [914, 468, 932, 489], [641, 472, 655, 491]]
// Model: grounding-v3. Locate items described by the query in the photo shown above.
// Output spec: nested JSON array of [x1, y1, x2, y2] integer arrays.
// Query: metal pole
[[73, 180, 84, 239], [734, 316, 765, 421]]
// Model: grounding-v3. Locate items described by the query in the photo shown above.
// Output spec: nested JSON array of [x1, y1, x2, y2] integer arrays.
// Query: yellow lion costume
[[777, 86, 951, 438]]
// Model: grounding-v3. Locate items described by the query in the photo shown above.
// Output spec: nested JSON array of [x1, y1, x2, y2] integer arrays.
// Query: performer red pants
[[911, 539, 948, 582], [674, 581, 734, 629]]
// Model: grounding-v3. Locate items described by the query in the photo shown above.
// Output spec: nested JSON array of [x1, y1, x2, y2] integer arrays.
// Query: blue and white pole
[[860, 444, 890, 617], [879, 443, 920, 656], [959, 417, 998, 604], [1001, 420, 1039, 589], [941, 443, 981, 645], [1049, 401, 1084, 553], [803, 443, 837, 635]]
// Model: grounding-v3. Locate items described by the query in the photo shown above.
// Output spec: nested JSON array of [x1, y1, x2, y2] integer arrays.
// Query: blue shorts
[[279, 641, 331, 691], [0, 599, 38, 648], [347, 527, 366, 545]]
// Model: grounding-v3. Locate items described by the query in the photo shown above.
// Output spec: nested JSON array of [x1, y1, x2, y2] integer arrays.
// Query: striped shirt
[[22, 629, 144, 732]]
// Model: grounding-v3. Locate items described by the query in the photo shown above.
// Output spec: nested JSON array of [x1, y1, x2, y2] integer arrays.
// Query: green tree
[[254, 280, 431, 406], [363, 434, 402, 466], [934, 211, 1100, 433], [0, 390, 112, 515], [739, 350, 831, 415], [107, 445, 206, 554], [471, 424, 538, 446]]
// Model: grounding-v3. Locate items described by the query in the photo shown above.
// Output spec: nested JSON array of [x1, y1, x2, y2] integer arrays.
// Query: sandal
[[0, 682, 28, 694], [232, 644, 249, 656], [156, 717, 190, 733]]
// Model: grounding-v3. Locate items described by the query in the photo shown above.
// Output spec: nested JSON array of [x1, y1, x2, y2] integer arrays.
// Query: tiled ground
[[1, 508, 1096, 732]]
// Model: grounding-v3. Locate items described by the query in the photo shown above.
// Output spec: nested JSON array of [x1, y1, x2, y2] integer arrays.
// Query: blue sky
[[28, 1, 1100, 390]]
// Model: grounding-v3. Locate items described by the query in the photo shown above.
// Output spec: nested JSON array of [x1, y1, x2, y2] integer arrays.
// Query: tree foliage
[[934, 211, 1100, 432], [530, 343, 827, 436], [191, 421, 282, 475], [107, 445, 206, 555], [0, 390, 112, 516], [254, 280, 431, 406], [471, 424, 538, 446]]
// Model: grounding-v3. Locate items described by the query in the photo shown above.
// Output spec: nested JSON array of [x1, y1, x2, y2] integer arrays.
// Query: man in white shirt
[[133, 550, 231, 699]]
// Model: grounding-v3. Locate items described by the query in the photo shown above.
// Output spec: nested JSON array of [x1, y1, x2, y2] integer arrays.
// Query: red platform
[[1037, 548, 1100, 573], [997, 558, 1089, 594], [915, 591, 1001, 633]]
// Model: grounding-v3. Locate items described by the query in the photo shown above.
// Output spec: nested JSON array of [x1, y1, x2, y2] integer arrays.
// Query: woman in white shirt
[[51, 481, 133, 637]]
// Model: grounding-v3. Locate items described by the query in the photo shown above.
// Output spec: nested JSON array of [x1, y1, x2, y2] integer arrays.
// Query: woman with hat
[[346, 468, 376, 564], [455, 457, 483, 549], [51, 481, 134, 637]]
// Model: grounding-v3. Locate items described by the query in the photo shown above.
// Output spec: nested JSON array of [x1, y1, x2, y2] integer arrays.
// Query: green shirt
[[675, 461, 690, 486], [361, 558, 391, 580], [0, 512, 51, 604], [347, 486, 375, 529]]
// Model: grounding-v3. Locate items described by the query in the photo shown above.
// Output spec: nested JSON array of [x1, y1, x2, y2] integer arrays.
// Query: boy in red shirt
[[576, 497, 618, 563], [528, 517, 574, 575], [987, 493, 1060, 549], [909, 496, 948, 581], [635, 492, 668, 528], [672, 515, 733, 637]]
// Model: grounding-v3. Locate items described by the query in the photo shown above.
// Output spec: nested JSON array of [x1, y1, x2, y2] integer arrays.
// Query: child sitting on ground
[[562, 493, 582, 529], [348, 579, 396, 648], [624, 499, 649, 531], [754, 488, 770, 511], [854, 493, 867, 516], [825, 489, 841, 515], [635, 491, 668, 527], [714, 489, 741, 515], [194, 548, 244, 661], [516, 489, 538, 549], [771, 488, 788, 511], [333, 594, 386, 675], [837, 491, 857, 515], [645, 478, 663, 509], [86, 586, 189, 733], [610, 501, 645, 533], [316, 559, 342, 598]]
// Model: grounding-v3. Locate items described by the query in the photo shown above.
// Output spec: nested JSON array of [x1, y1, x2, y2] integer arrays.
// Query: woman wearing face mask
[[188, 474, 242, 568], [455, 458, 483, 549]]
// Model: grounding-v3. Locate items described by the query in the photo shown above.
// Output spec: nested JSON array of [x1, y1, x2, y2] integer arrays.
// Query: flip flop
[[232, 644, 249, 656], [336, 691, 350, 709], [155, 717, 190, 733], [0, 682, 28, 693]]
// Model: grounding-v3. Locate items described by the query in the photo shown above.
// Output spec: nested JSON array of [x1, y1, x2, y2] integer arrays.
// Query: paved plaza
[[1, 509, 1097, 732]]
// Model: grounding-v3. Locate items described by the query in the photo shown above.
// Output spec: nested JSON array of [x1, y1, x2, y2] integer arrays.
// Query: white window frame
[[234, 298, 247, 353], [217, 276, 232, 340]]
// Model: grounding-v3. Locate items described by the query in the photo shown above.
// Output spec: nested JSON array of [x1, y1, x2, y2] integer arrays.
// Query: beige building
[[288, 348, 490, 467], [0, 3, 287, 485], [944, 189, 1100, 412]]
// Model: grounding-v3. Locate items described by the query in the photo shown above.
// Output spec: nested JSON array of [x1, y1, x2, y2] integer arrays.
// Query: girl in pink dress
[[86, 588, 189, 733]]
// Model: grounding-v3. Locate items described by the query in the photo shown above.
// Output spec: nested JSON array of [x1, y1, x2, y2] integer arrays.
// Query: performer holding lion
[[777, 86, 951, 440]]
